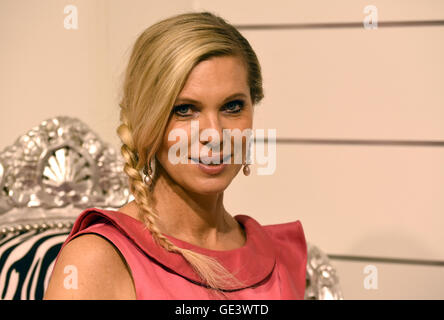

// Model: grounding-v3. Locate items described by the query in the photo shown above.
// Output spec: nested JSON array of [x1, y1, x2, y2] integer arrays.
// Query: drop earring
[[243, 161, 250, 176], [243, 136, 253, 176], [143, 156, 156, 186]]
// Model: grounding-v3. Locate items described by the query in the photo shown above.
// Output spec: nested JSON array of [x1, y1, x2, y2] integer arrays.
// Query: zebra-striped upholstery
[[0, 116, 343, 300], [0, 222, 72, 299]]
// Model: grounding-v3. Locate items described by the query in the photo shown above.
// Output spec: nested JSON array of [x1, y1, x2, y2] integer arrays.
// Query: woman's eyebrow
[[175, 92, 247, 105]]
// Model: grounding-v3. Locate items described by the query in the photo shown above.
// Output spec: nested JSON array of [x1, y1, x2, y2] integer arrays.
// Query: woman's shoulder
[[235, 214, 307, 262], [44, 233, 135, 299], [262, 219, 307, 251], [64, 207, 146, 246], [235, 215, 306, 249], [44, 208, 138, 299], [62, 207, 178, 271]]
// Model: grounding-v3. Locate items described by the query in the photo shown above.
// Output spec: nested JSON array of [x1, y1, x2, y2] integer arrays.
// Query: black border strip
[[328, 254, 444, 267], [235, 20, 444, 30]]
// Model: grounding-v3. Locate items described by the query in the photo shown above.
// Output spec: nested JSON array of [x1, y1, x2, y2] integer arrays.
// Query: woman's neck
[[148, 168, 238, 249]]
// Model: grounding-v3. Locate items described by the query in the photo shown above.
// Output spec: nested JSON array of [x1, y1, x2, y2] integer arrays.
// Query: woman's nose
[[198, 113, 224, 145]]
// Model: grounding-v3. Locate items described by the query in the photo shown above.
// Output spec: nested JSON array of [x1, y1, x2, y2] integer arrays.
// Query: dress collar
[[71, 208, 277, 291]]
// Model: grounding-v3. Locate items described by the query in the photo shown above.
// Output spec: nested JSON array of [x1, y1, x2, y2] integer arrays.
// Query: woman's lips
[[189, 154, 232, 175], [196, 162, 226, 175], [189, 154, 232, 165]]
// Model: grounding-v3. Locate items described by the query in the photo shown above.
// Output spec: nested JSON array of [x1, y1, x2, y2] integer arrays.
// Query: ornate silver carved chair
[[305, 243, 343, 299], [0, 117, 130, 299], [0, 116, 343, 300]]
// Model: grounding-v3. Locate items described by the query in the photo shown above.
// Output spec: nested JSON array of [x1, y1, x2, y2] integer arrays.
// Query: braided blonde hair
[[116, 11, 264, 297]]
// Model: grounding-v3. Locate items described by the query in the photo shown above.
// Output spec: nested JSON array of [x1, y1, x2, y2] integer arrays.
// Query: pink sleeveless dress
[[52, 208, 307, 299]]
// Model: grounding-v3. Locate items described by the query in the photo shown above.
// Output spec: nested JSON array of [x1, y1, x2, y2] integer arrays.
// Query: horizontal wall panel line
[[328, 254, 444, 267], [255, 137, 444, 147], [235, 20, 444, 30]]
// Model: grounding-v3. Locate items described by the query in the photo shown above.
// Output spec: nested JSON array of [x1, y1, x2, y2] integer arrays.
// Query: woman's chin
[[162, 163, 241, 195], [185, 176, 232, 195]]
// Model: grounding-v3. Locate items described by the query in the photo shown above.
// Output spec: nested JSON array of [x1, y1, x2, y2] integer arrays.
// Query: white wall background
[[1, 0, 443, 299]]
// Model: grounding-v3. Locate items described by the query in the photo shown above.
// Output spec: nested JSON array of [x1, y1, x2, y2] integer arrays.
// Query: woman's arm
[[43, 234, 136, 300]]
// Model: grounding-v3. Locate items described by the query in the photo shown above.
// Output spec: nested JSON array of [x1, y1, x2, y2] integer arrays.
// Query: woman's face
[[156, 55, 254, 195]]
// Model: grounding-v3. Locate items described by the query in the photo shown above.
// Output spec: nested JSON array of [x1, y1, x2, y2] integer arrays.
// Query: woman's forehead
[[177, 56, 249, 101]]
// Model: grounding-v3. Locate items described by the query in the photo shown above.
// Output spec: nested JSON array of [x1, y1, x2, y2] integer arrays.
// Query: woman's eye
[[173, 105, 193, 117], [224, 100, 245, 113], [172, 100, 245, 118]]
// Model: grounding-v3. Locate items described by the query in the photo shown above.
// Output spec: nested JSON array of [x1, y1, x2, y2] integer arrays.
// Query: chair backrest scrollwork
[[0, 116, 130, 214]]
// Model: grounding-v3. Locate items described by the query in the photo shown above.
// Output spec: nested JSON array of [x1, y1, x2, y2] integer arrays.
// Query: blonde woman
[[44, 11, 307, 300]]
